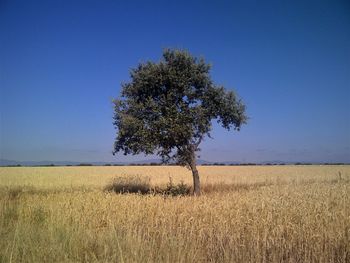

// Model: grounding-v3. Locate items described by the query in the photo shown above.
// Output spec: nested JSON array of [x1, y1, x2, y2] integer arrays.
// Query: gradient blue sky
[[1, 0, 349, 163]]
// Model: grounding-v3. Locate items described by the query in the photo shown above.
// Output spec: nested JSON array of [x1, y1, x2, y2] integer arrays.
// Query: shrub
[[161, 177, 191, 196], [104, 175, 191, 196], [104, 175, 151, 194]]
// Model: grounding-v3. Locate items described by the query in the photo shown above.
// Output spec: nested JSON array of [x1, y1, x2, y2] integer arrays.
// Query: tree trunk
[[190, 154, 201, 196]]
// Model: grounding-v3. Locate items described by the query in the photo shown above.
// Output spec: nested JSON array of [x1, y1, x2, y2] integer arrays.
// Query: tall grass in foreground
[[0, 166, 349, 262]]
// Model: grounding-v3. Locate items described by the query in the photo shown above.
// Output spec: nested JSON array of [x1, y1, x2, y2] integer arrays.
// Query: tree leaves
[[113, 49, 247, 166]]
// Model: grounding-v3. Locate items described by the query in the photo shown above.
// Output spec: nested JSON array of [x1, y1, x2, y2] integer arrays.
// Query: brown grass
[[0, 165, 349, 262]]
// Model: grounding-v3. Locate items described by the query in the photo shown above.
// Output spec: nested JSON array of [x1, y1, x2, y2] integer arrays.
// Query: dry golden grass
[[0, 165, 349, 262]]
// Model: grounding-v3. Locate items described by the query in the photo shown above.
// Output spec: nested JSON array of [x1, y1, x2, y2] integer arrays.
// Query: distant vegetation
[[1, 162, 348, 167]]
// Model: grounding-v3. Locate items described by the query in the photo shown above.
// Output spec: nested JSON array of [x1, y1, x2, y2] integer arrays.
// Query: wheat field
[[0, 165, 349, 262]]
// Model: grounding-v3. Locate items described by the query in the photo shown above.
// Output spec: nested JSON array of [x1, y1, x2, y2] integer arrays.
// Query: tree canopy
[[113, 49, 247, 195]]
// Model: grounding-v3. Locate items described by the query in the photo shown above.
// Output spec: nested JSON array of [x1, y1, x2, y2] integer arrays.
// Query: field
[[0, 165, 349, 262]]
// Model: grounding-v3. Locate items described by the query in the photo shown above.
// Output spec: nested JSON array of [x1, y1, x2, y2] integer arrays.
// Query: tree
[[113, 49, 247, 195]]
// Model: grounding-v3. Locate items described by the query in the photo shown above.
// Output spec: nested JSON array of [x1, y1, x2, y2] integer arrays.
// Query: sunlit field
[[1, 165, 349, 262]]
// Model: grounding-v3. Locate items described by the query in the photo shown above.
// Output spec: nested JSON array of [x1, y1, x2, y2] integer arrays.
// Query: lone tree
[[113, 49, 247, 195]]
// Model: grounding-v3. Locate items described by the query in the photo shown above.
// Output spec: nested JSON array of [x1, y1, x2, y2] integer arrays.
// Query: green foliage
[[113, 48, 247, 167], [163, 178, 191, 196]]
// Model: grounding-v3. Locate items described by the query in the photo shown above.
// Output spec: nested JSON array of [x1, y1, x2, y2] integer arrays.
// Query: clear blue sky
[[1, 0, 349, 163]]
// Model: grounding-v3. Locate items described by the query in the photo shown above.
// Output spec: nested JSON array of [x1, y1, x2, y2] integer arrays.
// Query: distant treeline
[[2, 162, 349, 167]]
